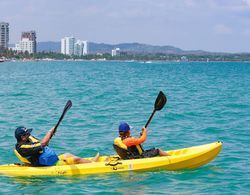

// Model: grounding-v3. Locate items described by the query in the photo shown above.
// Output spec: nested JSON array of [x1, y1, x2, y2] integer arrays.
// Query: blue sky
[[1, 0, 250, 53]]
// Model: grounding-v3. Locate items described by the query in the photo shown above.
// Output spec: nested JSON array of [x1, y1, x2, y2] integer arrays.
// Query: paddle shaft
[[145, 110, 156, 128], [50, 100, 72, 139], [54, 111, 66, 131]]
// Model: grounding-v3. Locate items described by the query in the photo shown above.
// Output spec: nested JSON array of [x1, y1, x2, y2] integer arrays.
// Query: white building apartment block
[[74, 40, 88, 56], [0, 22, 9, 49], [112, 48, 120, 57], [61, 37, 75, 55], [20, 38, 35, 54]]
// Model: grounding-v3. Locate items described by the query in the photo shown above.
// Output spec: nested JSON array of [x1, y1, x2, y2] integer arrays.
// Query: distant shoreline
[[2, 48, 250, 62], [2, 58, 250, 63]]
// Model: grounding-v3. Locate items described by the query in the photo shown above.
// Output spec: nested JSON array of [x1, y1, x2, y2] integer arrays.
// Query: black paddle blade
[[145, 91, 167, 128], [64, 100, 72, 112], [53, 100, 72, 135], [154, 91, 167, 111], [58, 100, 72, 124]]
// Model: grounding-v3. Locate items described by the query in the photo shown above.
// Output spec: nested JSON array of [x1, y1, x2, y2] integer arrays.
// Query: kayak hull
[[0, 141, 222, 177]]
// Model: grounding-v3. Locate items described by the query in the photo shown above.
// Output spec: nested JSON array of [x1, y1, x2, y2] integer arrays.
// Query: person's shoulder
[[28, 135, 40, 142], [114, 137, 120, 140], [123, 136, 135, 141]]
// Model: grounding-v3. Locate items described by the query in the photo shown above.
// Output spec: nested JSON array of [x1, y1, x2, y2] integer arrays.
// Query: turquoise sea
[[0, 61, 249, 194]]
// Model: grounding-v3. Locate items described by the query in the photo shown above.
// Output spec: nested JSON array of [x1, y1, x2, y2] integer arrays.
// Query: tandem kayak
[[0, 141, 222, 177]]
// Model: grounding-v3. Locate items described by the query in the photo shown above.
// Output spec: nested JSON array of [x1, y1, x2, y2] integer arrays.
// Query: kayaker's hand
[[49, 127, 56, 135], [41, 127, 56, 146], [140, 127, 147, 136]]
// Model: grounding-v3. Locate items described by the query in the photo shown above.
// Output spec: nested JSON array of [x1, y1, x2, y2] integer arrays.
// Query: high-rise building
[[61, 37, 88, 56], [74, 40, 88, 56], [83, 41, 88, 55], [112, 48, 120, 57], [61, 37, 75, 55], [0, 22, 9, 49], [20, 31, 37, 53], [20, 38, 35, 54]]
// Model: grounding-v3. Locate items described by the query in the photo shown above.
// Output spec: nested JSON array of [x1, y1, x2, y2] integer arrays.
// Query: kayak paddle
[[145, 91, 167, 128], [50, 100, 72, 139]]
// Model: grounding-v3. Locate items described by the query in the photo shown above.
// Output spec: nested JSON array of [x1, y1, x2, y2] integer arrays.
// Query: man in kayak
[[15, 126, 99, 166], [114, 122, 169, 159]]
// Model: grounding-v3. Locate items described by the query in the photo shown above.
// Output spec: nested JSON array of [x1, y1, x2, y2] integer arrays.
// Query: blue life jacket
[[39, 146, 59, 166]]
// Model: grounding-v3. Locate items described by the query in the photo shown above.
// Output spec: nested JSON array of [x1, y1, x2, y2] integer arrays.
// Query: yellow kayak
[[0, 141, 222, 177]]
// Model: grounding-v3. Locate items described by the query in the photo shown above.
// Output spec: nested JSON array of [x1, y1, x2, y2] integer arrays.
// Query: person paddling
[[114, 122, 169, 159], [15, 126, 99, 166]]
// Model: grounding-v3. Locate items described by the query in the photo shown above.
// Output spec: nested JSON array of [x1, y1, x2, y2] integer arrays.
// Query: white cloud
[[243, 0, 250, 6], [214, 24, 232, 34]]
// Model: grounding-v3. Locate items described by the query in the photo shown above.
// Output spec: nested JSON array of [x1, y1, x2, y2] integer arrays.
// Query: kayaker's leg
[[91, 152, 100, 162], [159, 149, 170, 156], [75, 157, 92, 163], [75, 152, 99, 163], [62, 153, 92, 164]]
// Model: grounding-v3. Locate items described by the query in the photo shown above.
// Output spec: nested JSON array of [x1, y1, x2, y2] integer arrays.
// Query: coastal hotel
[[16, 31, 37, 54], [0, 22, 9, 49], [0, 21, 37, 54], [1, 22, 117, 57], [61, 36, 88, 56]]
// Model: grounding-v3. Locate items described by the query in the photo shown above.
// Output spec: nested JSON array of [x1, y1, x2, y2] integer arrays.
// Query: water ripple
[[0, 61, 249, 194]]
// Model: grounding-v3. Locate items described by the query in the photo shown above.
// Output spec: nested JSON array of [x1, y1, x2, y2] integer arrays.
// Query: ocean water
[[0, 60, 249, 194]]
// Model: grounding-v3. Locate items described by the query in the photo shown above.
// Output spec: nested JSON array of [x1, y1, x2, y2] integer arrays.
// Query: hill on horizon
[[28, 41, 229, 55]]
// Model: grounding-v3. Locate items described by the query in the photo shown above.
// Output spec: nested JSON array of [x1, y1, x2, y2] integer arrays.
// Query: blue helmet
[[118, 122, 131, 133], [15, 126, 32, 141]]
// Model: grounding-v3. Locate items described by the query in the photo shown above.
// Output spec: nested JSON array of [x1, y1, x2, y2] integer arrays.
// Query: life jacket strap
[[14, 149, 31, 164]]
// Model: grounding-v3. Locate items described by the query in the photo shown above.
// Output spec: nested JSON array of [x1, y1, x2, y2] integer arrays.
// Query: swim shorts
[[142, 148, 160, 158]]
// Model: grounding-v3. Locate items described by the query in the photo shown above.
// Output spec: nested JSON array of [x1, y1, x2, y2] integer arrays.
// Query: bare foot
[[91, 152, 100, 162], [104, 156, 110, 162]]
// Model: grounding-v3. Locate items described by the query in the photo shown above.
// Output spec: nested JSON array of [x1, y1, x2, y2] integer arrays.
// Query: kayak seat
[[113, 144, 131, 159], [14, 149, 31, 165], [113, 144, 142, 160]]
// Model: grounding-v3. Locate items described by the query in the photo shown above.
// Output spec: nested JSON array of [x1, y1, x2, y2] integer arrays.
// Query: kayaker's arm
[[41, 127, 55, 147], [123, 128, 147, 147]]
